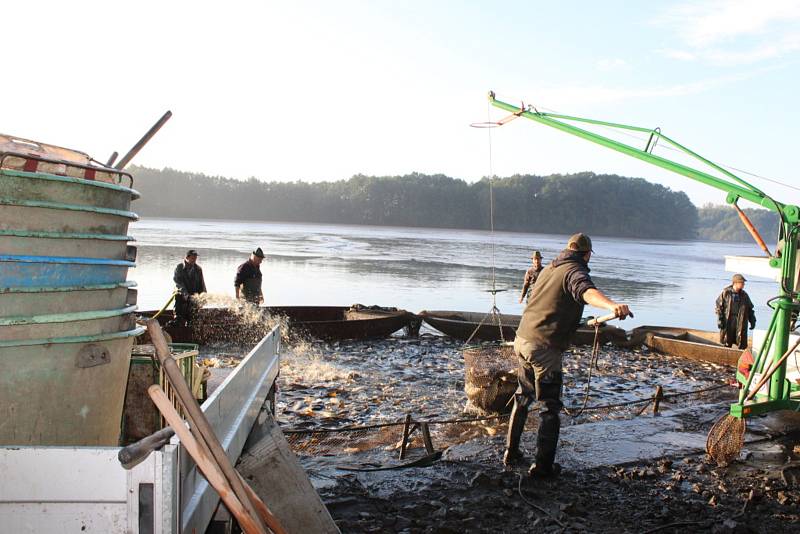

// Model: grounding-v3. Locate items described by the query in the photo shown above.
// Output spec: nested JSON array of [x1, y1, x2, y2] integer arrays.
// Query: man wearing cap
[[172, 250, 206, 326], [716, 274, 756, 349], [519, 250, 544, 304], [235, 248, 265, 305], [504, 233, 632, 478]]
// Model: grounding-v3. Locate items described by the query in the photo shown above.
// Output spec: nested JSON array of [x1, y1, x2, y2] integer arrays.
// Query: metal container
[[0, 138, 142, 446], [0, 283, 137, 317], [0, 327, 144, 446]]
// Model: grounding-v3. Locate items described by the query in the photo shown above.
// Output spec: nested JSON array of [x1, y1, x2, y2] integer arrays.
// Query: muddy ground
[[273, 335, 800, 533]]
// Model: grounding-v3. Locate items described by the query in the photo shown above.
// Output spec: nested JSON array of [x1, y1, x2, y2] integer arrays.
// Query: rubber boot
[[528, 433, 561, 479], [503, 401, 528, 466], [529, 387, 561, 478]]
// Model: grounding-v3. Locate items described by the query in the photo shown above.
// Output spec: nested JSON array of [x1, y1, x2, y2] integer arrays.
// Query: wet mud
[[273, 335, 800, 533]]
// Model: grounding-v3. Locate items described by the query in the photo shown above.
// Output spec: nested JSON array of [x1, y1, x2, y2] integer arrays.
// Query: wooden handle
[[745, 336, 800, 402], [148, 386, 266, 534], [587, 313, 616, 327], [118, 427, 175, 469], [145, 319, 281, 534]]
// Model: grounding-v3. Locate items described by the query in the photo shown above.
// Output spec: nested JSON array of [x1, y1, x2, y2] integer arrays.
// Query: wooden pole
[[148, 386, 265, 534], [145, 319, 269, 533]]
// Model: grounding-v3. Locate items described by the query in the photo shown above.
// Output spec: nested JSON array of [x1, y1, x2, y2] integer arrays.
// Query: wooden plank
[[236, 412, 340, 534]]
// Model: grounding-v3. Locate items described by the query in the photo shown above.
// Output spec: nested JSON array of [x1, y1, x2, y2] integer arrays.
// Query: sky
[[3, 0, 799, 206]]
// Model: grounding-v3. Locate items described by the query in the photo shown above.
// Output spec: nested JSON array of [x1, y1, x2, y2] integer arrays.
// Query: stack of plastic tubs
[[0, 135, 143, 446]]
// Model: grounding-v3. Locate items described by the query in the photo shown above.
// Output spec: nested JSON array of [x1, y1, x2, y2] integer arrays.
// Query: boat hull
[[0, 234, 135, 260], [0, 169, 138, 210], [0, 328, 143, 446], [0, 307, 137, 341], [420, 310, 627, 345], [0, 255, 134, 288], [143, 305, 415, 343], [628, 325, 744, 366], [0, 283, 136, 317]]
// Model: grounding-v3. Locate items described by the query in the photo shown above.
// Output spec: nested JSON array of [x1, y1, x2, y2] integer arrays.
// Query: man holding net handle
[[504, 233, 633, 477]]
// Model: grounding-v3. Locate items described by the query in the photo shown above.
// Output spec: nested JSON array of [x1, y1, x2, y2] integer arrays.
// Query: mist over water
[[130, 217, 775, 331]]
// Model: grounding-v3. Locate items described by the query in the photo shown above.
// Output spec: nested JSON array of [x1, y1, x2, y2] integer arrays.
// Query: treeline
[[697, 204, 779, 243], [130, 167, 698, 239], [129, 166, 780, 241]]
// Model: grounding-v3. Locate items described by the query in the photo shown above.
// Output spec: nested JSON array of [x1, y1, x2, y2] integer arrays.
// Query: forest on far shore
[[130, 166, 777, 242]]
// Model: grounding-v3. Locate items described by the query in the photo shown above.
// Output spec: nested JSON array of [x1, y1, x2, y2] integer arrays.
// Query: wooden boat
[[626, 325, 745, 366], [419, 309, 627, 346], [144, 305, 417, 344], [0, 137, 140, 446]]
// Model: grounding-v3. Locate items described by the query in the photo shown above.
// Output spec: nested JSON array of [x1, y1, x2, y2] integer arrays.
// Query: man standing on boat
[[172, 249, 206, 326], [504, 233, 632, 477], [235, 247, 265, 305], [715, 274, 756, 350], [519, 250, 544, 304]]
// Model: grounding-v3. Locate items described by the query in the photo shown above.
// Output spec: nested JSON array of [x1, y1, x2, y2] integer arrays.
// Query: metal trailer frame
[[0, 325, 281, 534]]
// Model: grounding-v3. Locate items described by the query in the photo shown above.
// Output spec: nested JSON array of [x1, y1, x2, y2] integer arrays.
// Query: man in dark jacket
[[716, 274, 756, 349], [235, 247, 265, 304], [519, 250, 544, 304], [172, 249, 206, 326], [504, 233, 632, 477]]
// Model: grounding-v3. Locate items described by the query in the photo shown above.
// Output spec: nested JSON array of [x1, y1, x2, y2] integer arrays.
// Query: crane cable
[[463, 101, 506, 346]]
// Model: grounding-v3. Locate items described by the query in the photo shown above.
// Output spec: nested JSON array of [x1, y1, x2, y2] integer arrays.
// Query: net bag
[[706, 415, 745, 466], [463, 346, 518, 413]]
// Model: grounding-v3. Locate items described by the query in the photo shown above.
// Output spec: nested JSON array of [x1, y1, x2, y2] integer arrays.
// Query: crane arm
[[488, 92, 798, 222]]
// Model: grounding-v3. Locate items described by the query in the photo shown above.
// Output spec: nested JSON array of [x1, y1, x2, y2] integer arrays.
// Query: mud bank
[[275, 336, 800, 532]]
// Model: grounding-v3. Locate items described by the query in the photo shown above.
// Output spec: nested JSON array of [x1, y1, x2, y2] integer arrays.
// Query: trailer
[[0, 325, 281, 534]]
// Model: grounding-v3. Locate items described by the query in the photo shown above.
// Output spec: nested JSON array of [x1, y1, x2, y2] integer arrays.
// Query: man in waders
[[715, 274, 756, 349], [235, 248, 265, 304], [172, 249, 207, 326], [519, 250, 544, 304], [504, 233, 632, 477]]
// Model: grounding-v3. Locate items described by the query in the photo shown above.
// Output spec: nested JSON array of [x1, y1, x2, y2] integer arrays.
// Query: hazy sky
[[4, 1, 799, 206]]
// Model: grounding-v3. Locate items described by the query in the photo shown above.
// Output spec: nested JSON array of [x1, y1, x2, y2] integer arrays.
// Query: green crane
[[486, 91, 800, 418]]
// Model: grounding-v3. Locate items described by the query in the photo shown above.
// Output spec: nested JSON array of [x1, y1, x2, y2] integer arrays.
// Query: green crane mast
[[486, 91, 800, 418]]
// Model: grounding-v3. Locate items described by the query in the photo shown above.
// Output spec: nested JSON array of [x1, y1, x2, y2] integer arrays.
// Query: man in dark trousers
[[519, 250, 544, 304], [172, 249, 206, 326], [716, 274, 756, 349], [235, 247, 265, 304], [504, 233, 632, 477]]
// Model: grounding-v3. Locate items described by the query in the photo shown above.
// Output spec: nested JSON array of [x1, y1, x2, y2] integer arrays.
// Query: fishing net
[[706, 414, 745, 467], [463, 346, 518, 413]]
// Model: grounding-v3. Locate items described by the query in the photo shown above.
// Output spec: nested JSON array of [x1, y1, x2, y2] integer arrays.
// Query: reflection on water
[[131, 218, 775, 330]]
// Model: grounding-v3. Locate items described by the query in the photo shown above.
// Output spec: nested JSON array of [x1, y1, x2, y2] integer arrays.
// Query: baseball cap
[[732, 273, 747, 283], [567, 233, 593, 253], [186, 249, 198, 257], [253, 247, 265, 258]]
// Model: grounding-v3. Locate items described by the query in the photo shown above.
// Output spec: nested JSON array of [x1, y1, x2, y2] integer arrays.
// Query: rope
[[461, 102, 506, 347], [562, 324, 602, 418], [282, 382, 731, 436], [150, 290, 179, 320]]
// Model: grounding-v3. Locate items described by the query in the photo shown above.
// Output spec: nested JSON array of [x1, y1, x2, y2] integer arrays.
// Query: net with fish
[[706, 414, 745, 466], [463, 345, 518, 413]]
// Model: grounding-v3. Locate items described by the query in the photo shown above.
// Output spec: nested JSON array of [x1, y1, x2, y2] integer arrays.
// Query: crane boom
[[486, 90, 800, 418]]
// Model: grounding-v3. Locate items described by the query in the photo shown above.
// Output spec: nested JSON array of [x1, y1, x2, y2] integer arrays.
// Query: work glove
[[717, 319, 724, 330], [750, 321, 756, 330]]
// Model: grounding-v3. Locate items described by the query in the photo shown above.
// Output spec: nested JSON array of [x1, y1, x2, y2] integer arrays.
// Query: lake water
[[130, 218, 776, 332]]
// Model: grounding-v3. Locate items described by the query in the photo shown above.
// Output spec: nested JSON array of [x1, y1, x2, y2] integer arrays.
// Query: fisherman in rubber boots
[[235, 247, 265, 305], [715, 274, 756, 349], [171, 249, 207, 326], [504, 233, 633, 477], [519, 250, 544, 304]]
